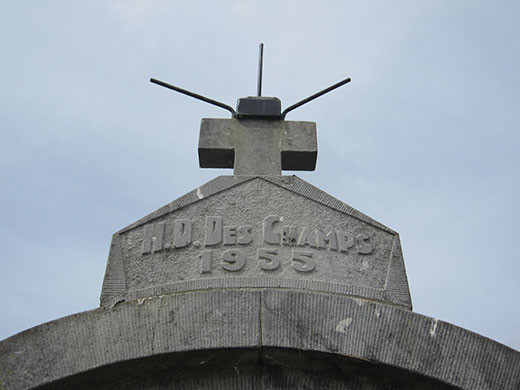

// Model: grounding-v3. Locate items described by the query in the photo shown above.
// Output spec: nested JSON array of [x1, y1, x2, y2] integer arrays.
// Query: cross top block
[[235, 96, 281, 119]]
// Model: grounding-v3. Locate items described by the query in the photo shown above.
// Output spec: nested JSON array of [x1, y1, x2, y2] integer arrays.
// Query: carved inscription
[[173, 219, 191, 248], [262, 216, 373, 254], [141, 215, 374, 275], [204, 217, 253, 246], [141, 222, 165, 254], [200, 248, 315, 274]]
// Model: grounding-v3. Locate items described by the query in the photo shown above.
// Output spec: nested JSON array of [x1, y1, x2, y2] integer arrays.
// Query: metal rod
[[150, 78, 236, 116], [281, 77, 351, 119], [257, 43, 264, 96]]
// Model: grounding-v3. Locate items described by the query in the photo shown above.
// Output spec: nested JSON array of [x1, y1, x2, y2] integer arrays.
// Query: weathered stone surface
[[198, 119, 317, 175], [1, 290, 518, 389], [100, 176, 411, 309]]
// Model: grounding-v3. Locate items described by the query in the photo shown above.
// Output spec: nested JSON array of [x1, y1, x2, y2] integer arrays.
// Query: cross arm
[[198, 118, 317, 175]]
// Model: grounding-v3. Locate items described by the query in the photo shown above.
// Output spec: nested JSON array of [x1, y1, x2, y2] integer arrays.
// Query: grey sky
[[1, 1, 519, 351]]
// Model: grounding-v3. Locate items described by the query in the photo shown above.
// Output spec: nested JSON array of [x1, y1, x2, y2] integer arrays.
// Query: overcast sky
[[1, 1, 519, 351]]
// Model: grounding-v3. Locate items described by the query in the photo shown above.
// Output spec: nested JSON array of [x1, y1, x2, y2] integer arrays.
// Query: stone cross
[[198, 118, 317, 175]]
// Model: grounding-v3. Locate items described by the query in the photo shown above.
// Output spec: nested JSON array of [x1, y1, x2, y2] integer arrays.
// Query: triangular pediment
[[101, 176, 411, 309]]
